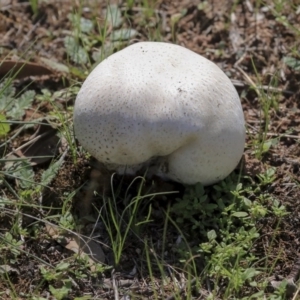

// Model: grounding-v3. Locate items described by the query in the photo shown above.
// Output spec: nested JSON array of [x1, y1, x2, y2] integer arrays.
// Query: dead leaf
[[0, 265, 20, 275], [79, 237, 106, 264], [19, 120, 60, 165], [45, 224, 106, 270], [0, 0, 11, 9], [40, 57, 69, 73], [270, 277, 297, 298], [230, 13, 243, 51], [0, 60, 54, 79]]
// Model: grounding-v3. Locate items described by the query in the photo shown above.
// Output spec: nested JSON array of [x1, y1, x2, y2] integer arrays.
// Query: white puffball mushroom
[[74, 42, 245, 186]]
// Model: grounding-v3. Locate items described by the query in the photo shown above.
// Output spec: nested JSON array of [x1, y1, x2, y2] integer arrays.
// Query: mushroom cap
[[74, 42, 245, 185]]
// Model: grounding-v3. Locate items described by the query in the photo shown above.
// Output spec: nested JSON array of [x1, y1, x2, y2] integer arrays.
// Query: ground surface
[[0, 0, 300, 299]]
